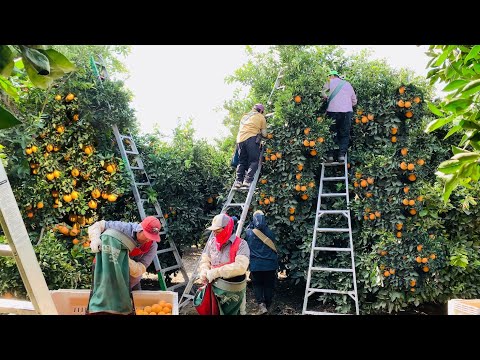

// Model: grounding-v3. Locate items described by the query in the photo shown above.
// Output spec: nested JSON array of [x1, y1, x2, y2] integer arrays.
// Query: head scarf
[[214, 216, 234, 251]]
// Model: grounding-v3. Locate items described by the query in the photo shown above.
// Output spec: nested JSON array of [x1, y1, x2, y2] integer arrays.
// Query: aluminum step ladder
[[90, 55, 189, 292], [0, 161, 58, 314], [112, 125, 189, 291], [178, 149, 264, 309], [302, 153, 359, 315]]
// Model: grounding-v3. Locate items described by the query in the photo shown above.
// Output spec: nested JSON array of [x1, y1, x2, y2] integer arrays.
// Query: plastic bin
[[448, 299, 480, 315], [50, 289, 178, 315]]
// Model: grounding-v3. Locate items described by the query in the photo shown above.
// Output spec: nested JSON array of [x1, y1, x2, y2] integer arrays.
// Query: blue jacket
[[245, 213, 278, 272]]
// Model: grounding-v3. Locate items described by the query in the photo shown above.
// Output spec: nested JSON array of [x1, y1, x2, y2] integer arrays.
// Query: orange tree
[[222, 45, 477, 313], [0, 70, 136, 295]]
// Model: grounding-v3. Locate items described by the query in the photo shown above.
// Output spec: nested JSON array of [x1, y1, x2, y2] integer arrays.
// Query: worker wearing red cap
[[88, 215, 162, 290]]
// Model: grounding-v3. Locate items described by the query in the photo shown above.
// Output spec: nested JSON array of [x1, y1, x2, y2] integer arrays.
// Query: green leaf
[[443, 172, 460, 202], [419, 210, 428, 217], [451, 145, 465, 155], [459, 120, 480, 130], [442, 79, 468, 92], [19, 46, 50, 75], [38, 49, 76, 73], [444, 98, 473, 112], [425, 115, 454, 133], [444, 125, 462, 139], [438, 159, 462, 174], [451, 152, 480, 162], [0, 105, 21, 129], [0, 77, 19, 100], [434, 46, 454, 67], [0, 45, 14, 77], [474, 63, 480, 75], [464, 45, 480, 63], [23, 57, 53, 89], [462, 79, 480, 97], [427, 102, 444, 117]]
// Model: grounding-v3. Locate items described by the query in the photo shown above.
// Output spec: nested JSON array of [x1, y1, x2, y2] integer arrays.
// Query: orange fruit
[[397, 99, 405, 107], [289, 207, 295, 214], [405, 111, 413, 118], [91, 189, 101, 199], [389, 269, 395, 275], [396, 231, 402, 238], [309, 140, 315, 147], [37, 202, 44, 209], [264, 198, 270, 205], [401, 148, 408, 156], [207, 197, 213, 204], [303, 139, 310, 147], [301, 194, 308, 200], [297, 164, 304, 171], [289, 215, 295, 222], [417, 159, 425, 166], [408, 174, 417, 182], [384, 271, 390, 277], [300, 185, 307, 192], [402, 198, 409, 206], [65, 93, 74, 101], [270, 154, 277, 161], [395, 223, 403, 230], [63, 194, 72, 203], [409, 209, 417, 215], [399, 86, 406, 94], [413, 96, 421, 104], [367, 114, 374, 121], [295, 173, 302, 180], [416, 256, 422, 263], [391, 136, 397, 143], [404, 101, 412, 108], [55, 95, 62, 101], [369, 213, 376, 220], [71, 190, 79, 200], [410, 279, 416, 287], [422, 266, 429, 272], [72, 238, 79, 245], [88, 200, 97, 209], [304, 128, 311, 135], [294, 95, 301, 103], [407, 163, 415, 171], [421, 257, 428, 264], [403, 186, 410, 194], [267, 133, 273, 139], [107, 194, 118, 202], [391, 127, 398, 135], [310, 150, 317, 156], [408, 199, 415, 206], [430, 254, 436, 260], [73, 114, 79, 121], [317, 137, 324, 143], [106, 164, 116, 173], [360, 180, 368, 188], [46, 173, 55, 181], [361, 116, 368, 124], [56, 125, 65, 134], [367, 177, 374, 185], [53, 170, 61, 178]]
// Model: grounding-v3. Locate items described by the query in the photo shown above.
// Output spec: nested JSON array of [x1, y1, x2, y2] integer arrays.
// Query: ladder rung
[[320, 193, 347, 197], [130, 166, 144, 171], [314, 247, 352, 252], [0, 244, 13, 257], [135, 182, 151, 186], [322, 177, 346, 181], [308, 288, 354, 295], [318, 210, 348, 215], [125, 150, 139, 155], [167, 282, 186, 292], [311, 267, 353, 273], [316, 228, 350, 232], [120, 135, 133, 141], [160, 264, 181, 273], [323, 162, 344, 166], [228, 203, 245, 208], [0, 299, 36, 314], [304, 310, 350, 315], [157, 247, 174, 255]]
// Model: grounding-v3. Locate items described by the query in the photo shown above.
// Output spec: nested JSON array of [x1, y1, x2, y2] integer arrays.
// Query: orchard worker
[[245, 210, 278, 315], [86, 216, 161, 314], [197, 213, 250, 315], [322, 70, 357, 162], [234, 103, 267, 189]]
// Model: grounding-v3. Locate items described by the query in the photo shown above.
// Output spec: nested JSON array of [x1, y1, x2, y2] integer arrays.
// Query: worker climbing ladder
[[302, 153, 359, 315], [0, 161, 58, 314], [178, 149, 264, 309], [90, 56, 189, 292], [178, 68, 285, 309]]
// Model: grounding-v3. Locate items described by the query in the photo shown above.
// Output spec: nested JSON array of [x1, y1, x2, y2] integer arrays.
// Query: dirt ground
[[141, 246, 446, 315]]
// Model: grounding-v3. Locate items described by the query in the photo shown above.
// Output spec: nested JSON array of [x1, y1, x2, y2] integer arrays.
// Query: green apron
[[87, 228, 136, 315]]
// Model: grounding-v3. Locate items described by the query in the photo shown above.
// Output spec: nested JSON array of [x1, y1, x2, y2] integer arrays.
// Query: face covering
[[215, 217, 234, 251]]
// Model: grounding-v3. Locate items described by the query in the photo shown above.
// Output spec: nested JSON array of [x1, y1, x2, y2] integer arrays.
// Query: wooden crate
[[50, 289, 178, 315], [448, 299, 480, 315]]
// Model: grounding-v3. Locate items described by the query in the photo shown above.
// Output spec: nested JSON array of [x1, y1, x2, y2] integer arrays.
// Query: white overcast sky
[[122, 45, 434, 142]]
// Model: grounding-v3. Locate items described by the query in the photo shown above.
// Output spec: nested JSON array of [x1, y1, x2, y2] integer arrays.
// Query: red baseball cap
[[140, 216, 161, 242]]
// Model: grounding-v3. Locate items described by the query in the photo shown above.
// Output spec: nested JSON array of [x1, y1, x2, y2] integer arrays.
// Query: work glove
[[206, 268, 220, 283], [129, 258, 146, 278], [88, 220, 105, 253]]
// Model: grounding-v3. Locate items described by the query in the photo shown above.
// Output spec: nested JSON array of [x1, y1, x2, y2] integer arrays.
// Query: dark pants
[[327, 111, 353, 156], [250, 270, 276, 308], [236, 136, 261, 183]]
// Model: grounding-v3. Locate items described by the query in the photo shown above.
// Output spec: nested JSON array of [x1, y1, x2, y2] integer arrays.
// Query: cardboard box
[[50, 289, 178, 315], [448, 299, 480, 315]]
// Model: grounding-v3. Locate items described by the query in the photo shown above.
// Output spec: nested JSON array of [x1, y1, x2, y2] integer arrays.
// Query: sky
[[122, 45, 434, 143]]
